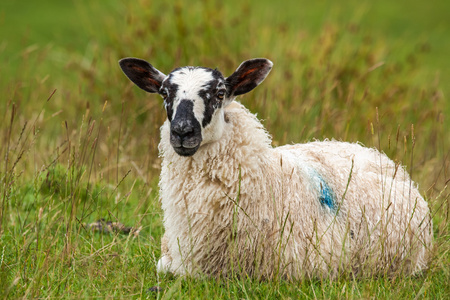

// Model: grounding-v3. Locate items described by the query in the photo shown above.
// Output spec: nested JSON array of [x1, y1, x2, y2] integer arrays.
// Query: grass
[[0, 0, 449, 298]]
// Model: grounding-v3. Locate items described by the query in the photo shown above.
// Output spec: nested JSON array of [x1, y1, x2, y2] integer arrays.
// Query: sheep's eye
[[217, 90, 225, 100], [160, 90, 168, 99]]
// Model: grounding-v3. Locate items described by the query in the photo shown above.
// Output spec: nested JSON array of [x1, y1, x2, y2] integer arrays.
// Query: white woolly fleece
[[157, 101, 433, 279]]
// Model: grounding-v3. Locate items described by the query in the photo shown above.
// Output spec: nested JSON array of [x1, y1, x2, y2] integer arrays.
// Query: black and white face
[[119, 58, 273, 156], [160, 67, 227, 156]]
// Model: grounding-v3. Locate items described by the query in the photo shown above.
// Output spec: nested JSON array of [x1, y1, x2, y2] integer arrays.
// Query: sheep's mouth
[[172, 143, 201, 156], [170, 135, 202, 156]]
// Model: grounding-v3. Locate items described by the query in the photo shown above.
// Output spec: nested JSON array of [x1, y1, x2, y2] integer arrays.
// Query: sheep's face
[[119, 58, 272, 156], [159, 67, 227, 156]]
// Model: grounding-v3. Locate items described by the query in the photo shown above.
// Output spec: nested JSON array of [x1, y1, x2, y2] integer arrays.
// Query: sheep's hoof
[[157, 255, 172, 274]]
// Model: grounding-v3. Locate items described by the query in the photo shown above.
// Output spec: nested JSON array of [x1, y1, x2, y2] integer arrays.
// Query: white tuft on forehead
[[169, 67, 218, 91]]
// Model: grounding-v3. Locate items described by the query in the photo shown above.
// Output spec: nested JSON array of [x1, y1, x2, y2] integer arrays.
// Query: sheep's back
[[274, 140, 432, 275]]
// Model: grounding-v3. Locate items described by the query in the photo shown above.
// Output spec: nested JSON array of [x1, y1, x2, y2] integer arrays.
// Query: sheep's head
[[119, 58, 272, 156]]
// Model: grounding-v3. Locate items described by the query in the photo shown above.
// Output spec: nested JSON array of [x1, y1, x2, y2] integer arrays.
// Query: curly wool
[[158, 101, 432, 279]]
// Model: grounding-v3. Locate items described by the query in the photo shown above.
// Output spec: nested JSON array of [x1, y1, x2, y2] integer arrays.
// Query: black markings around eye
[[161, 83, 179, 121], [217, 90, 225, 100], [160, 89, 168, 99]]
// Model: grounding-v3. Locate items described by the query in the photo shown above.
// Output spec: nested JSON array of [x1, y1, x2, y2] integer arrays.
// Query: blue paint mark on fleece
[[317, 175, 336, 210], [307, 169, 336, 211]]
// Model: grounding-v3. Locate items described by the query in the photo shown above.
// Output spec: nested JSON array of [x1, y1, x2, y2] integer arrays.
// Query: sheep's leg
[[157, 233, 172, 273]]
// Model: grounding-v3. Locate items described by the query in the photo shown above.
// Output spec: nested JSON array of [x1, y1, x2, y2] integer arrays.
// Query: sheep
[[119, 57, 433, 279]]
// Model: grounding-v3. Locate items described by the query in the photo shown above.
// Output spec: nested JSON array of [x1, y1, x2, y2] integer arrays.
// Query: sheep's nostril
[[171, 124, 194, 140]]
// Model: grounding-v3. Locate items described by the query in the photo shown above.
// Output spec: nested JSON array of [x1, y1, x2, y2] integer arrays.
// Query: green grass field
[[0, 0, 449, 298]]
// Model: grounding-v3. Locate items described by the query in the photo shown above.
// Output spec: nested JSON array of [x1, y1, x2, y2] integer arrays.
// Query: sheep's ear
[[119, 58, 166, 93], [225, 58, 273, 97]]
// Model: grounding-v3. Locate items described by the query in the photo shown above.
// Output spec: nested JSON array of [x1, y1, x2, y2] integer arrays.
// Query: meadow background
[[0, 0, 449, 298]]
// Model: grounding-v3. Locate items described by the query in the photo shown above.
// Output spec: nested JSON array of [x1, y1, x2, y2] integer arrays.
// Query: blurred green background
[[0, 0, 449, 298], [1, 0, 449, 80]]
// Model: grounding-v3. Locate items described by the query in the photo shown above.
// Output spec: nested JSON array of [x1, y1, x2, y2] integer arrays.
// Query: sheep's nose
[[171, 122, 194, 140]]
